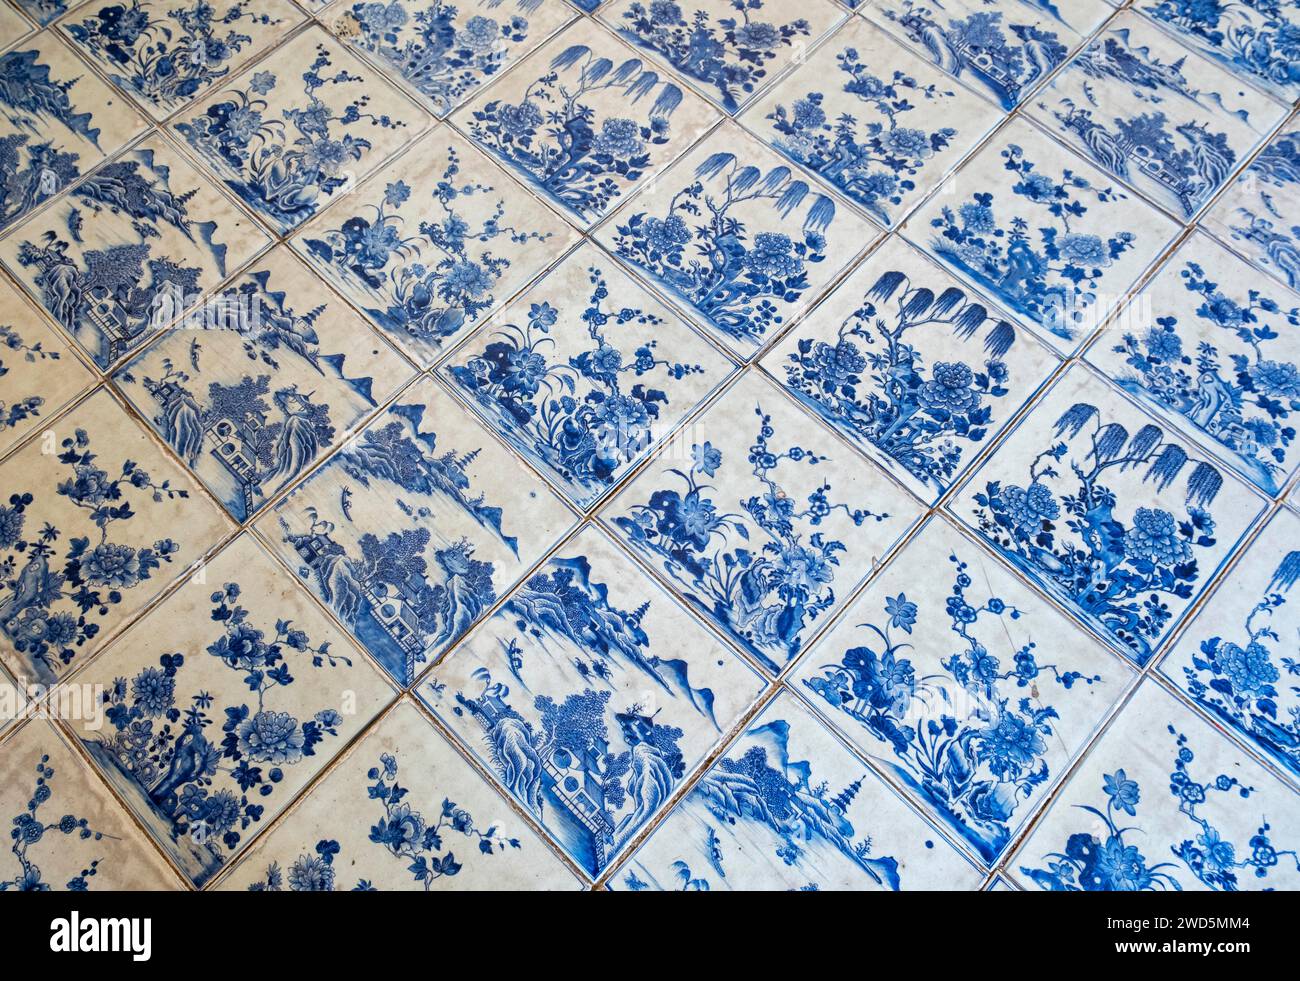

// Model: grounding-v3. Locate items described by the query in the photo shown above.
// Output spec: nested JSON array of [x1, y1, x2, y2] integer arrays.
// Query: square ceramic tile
[[790, 515, 1134, 864], [866, 0, 1115, 110], [601, 370, 924, 674], [1011, 679, 1300, 891], [322, 0, 576, 118], [1085, 232, 1300, 497], [1026, 14, 1288, 221], [417, 524, 767, 878], [1158, 507, 1300, 785], [0, 718, 183, 889], [595, 121, 882, 359], [598, 0, 848, 115], [1202, 122, 1300, 296], [0, 33, 150, 235], [612, 690, 985, 889], [1136, 0, 1300, 104], [451, 17, 722, 227], [0, 134, 273, 370], [57, 0, 307, 121], [947, 364, 1267, 667], [439, 241, 735, 510], [760, 235, 1060, 503], [0, 387, 232, 687], [61, 532, 395, 885], [112, 245, 417, 520], [217, 700, 583, 889], [902, 117, 1182, 355], [0, 275, 96, 458], [737, 16, 1002, 228], [256, 375, 578, 687], [172, 26, 433, 235], [290, 124, 580, 367]]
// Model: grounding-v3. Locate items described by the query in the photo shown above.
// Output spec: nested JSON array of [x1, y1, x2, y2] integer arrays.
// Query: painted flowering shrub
[[925, 142, 1137, 345], [80, 581, 351, 885], [763, 47, 957, 225], [778, 266, 1018, 496], [336, 0, 535, 116], [0, 324, 60, 432], [611, 403, 890, 673], [1020, 726, 1300, 890], [966, 392, 1238, 664], [876, 1, 1070, 110], [1108, 256, 1300, 495], [447, 265, 707, 507], [0, 429, 187, 684], [613, 0, 812, 113], [297, 148, 556, 364], [2, 753, 110, 892], [802, 553, 1101, 862], [1141, 0, 1300, 99], [176, 41, 411, 233], [1178, 548, 1300, 780], [465, 41, 687, 223], [609, 149, 838, 352], [249, 753, 518, 890], [65, 0, 291, 116]]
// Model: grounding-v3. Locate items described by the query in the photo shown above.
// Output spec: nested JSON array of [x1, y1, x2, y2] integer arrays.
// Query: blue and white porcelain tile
[[217, 699, 583, 889], [0, 388, 232, 688], [0, 134, 273, 370], [172, 26, 433, 235], [255, 375, 578, 687], [865, 0, 1116, 111], [902, 117, 1183, 355], [736, 16, 1002, 228], [1158, 507, 1300, 786], [418, 524, 766, 878], [0, 32, 150, 235], [1135, 0, 1300, 104], [947, 363, 1268, 667], [1201, 121, 1300, 296], [1011, 679, 1300, 891], [4, 0, 1300, 892], [61, 532, 395, 886], [112, 245, 417, 521], [322, 0, 577, 120], [790, 515, 1134, 865], [0, 1, 33, 46], [451, 16, 722, 228], [595, 120, 883, 358], [8, 0, 85, 27], [1085, 232, 1300, 497], [612, 690, 985, 889], [760, 235, 1060, 503], [290, 124, 580, 367], [0, 718, 184, 889], [0, 274, 96, 458], [57, 0, 307, 121], [439, 241, 735, 510], [597, 0, 848, 115], [1026, 12, 1289, 221], [601, 369, 924, 675]]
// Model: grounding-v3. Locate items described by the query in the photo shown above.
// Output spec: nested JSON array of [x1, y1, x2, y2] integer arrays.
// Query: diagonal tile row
[[0, 0, 1299, 893]]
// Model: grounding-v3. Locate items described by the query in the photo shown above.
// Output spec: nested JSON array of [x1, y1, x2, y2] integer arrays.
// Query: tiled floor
[[1, 0, 1299, 893]]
